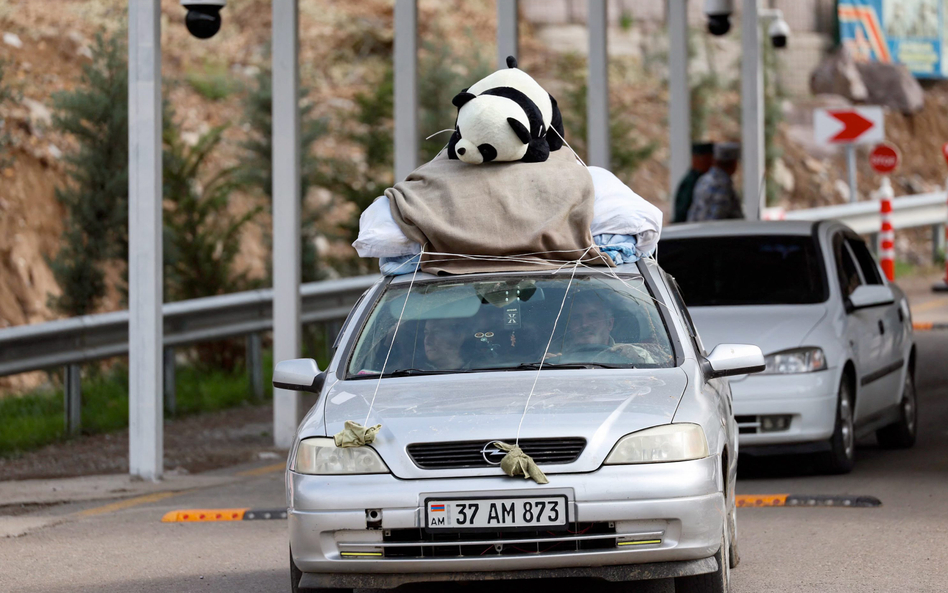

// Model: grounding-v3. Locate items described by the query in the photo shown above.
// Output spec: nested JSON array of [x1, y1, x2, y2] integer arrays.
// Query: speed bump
[[736, 494, 881, 508], [161, 508, 288, 522]]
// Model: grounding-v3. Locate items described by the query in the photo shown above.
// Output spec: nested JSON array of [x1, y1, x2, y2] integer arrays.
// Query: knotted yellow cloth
[[492, 441, 549, 484], [334, 420, 382, 448]]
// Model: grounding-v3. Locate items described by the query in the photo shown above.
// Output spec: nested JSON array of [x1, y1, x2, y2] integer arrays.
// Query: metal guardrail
[[784, 191, 947, 235], [0, 275, 379, 378]]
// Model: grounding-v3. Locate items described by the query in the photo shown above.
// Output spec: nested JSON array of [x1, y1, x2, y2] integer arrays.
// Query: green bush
[[186, 61, 234, 101]]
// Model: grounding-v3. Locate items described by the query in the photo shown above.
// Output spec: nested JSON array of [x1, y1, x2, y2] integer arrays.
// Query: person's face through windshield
[[566, 295, 614, 347], [424, 318, 468, 368]]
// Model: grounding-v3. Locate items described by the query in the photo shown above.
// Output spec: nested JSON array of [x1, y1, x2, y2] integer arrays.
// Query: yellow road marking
[[161, 508, 248, 522], [235, 462, 285, 477], [76, 490, 184, 518], [736, 494, 789, 508], [911, 297, 948, 314]]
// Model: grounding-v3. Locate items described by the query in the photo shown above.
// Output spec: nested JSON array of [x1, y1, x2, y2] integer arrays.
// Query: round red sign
[[869, 143, 900, 174], [942, 142, 948, 166]]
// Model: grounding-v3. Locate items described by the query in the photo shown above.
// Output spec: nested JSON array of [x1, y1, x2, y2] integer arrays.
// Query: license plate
[[424, 496, 568, 531]]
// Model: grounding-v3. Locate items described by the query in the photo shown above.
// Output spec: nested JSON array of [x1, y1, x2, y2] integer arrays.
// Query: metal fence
[[0, 275, 379, 435]]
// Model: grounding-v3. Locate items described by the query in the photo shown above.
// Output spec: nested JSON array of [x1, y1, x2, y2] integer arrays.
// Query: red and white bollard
[[878, 177, 895, 282]]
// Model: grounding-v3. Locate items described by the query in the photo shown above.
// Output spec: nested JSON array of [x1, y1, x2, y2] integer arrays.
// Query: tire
[[675, 530, 730, 593], [290, 549, 351, 593], [876, 371, 918, 449], [818, 379, 855, 475]]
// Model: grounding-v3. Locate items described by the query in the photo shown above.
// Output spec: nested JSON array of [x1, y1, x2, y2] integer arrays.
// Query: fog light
[[760, 415, 791, 432]]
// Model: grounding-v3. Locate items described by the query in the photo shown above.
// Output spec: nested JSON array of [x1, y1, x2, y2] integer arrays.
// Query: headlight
[[604, 424, 709, 465], [762, 347, 826, 374], [292, 438, 389, 475]]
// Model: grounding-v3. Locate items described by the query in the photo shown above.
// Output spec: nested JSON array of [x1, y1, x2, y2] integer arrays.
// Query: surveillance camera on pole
[[704, 0, 734, 36], [181, 0, 226, 39], [767, 15, 790, 49]]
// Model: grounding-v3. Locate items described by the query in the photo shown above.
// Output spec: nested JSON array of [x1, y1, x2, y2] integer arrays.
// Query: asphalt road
[[2, 332, 946, 593]]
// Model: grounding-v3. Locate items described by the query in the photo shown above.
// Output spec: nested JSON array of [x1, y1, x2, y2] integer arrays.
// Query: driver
[[548, 291, 656, 365]]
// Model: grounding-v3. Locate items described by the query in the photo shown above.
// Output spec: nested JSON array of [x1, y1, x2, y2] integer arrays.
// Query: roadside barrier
[[878, 179, 896, 282]]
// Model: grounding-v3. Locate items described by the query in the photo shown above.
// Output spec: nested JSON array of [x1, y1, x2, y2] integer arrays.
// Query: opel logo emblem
[[480, 442, 506, 465]]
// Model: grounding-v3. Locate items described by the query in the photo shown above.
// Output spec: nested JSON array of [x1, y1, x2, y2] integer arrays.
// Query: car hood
[[310, 368, 689, 479], [688, 304, 828, 357]]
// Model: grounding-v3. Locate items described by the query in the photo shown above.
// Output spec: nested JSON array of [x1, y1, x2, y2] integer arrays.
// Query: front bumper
[[288, 457, 725, 578], [730, 370, 838, 447]]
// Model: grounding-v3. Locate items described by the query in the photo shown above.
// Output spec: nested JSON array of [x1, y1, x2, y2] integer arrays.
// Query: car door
[[845, 236, 904, 411], [832, 232, 888, 422]]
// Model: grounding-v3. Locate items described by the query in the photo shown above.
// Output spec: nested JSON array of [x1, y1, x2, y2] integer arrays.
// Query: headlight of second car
[[292, 437, 389, 475], [762, 347, 826, 374], [604, 424, 709, 465]]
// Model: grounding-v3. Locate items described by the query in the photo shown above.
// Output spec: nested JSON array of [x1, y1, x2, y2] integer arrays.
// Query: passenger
[[423, 318, 470, 369]]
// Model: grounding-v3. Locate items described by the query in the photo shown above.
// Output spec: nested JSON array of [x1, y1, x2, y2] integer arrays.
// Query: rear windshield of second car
[[658, 235, 827, 306]]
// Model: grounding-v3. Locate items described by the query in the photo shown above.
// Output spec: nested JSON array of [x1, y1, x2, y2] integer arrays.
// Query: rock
[[77, 46, 93, 60], [23, 98, 53, 128], [855, 61, 925, 114], [773, 158, 795, 194], [3, 32, 23, 49], [810, 48, 868, 102], [803, 157, 825, 174], [47, 144, 62, 160], [834, 179, 852, 202]]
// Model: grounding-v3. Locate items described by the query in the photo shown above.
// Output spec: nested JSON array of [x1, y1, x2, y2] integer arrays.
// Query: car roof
[[661, 220, 819, 240]]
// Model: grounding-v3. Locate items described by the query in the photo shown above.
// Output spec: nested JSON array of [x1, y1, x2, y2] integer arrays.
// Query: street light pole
[[667, 0, 691, 198], [272, 0, 301, 449], [394, 0, 418, 181], [587, 0, 610, 169], [128, 0, 163, 480], [497, 0, 519, 68], [741, 0, 765, 220]]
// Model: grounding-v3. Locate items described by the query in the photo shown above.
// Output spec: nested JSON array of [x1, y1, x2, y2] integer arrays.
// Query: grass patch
[[186, 61, 234, 101]]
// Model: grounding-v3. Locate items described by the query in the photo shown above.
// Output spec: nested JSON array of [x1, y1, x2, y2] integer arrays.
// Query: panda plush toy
[[447, 56, 565, 165]]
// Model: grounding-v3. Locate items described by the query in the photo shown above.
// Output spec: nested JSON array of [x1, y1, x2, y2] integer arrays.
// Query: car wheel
[[674, 530, 730, 593], [818, 379, 855, 475], [876, 371, 918, 449], [290, 549, 351, 593]]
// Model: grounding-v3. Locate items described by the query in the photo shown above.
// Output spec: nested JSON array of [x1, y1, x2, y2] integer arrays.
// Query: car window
[[346, 274, 675, 377], [658, 235, 828, 306], [834, 234, 863, 298], [847, 238, 884, 285]]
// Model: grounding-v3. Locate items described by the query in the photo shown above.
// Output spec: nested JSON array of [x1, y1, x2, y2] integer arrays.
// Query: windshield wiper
[[383, 368, 473, 377], [477, 362, 631, 371]]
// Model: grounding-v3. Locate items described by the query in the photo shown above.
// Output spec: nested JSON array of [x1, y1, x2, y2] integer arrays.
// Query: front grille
[[407, 437, 586, 470], [337, 523, 665, 559]]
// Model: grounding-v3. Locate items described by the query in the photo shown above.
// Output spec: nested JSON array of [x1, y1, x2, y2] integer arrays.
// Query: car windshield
[[658, 235, 828, 306], [347, 274, 675, 378]]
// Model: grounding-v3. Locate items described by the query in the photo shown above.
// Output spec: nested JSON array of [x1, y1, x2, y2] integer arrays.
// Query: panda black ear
[[506, 55, 518, 69], [507, 118, 531, 145], [452, 91, 476, 108]]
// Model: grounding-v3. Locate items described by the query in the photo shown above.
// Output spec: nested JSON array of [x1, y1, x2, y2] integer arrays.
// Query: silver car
[[274, 259, 765, 592], [660, 221, 917, 473]]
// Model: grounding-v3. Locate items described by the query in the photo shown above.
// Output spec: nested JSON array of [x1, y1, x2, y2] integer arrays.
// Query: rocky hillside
[[2, 0, 947, 341]]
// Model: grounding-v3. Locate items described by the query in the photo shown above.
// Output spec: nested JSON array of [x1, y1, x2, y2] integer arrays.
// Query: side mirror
[[846, 285, 895, 313], [273, 358, 325, 393], [705, 344, 765, 379]]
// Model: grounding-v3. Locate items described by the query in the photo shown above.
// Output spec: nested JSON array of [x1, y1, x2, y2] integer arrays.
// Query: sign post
[[814, 106, 885, 203]]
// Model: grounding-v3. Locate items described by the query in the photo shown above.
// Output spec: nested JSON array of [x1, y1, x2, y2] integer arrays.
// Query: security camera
[[768, 16, 790, 49], [704, 0, 734, 36], [181, 0, 226, 40]]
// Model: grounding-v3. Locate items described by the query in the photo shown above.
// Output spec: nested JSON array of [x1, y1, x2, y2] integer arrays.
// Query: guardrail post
[[934, 224, 946, 264], [64, 364, 81, 437], [163, 347, 176, 416], [247, 333, 264, 402]]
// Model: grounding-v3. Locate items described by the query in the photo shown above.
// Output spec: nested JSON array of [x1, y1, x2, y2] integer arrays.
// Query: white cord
[[425, 128, 455, 140], [363, 245, 424, 426], [549, 127, 586, 168], [514, 245, 592, 445]]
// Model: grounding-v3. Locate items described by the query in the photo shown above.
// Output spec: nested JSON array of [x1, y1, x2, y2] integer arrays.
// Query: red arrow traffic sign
[[830, 110, 874, 142], [869, 143, 900, 174], [814, 107, 884, 146]]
